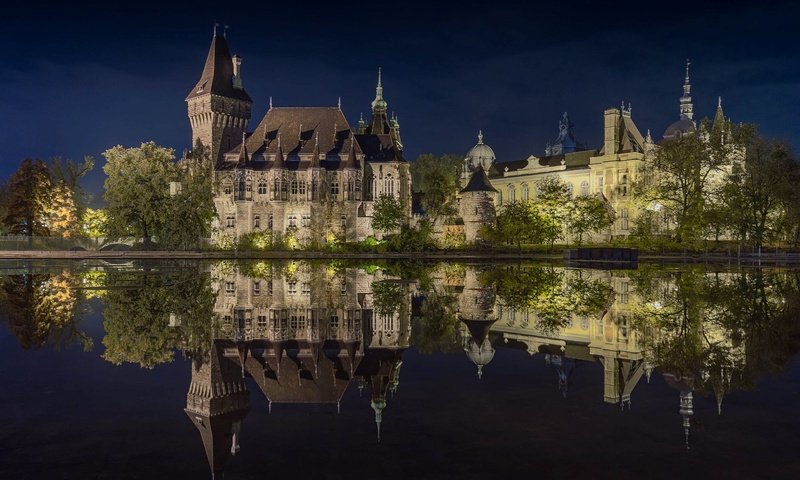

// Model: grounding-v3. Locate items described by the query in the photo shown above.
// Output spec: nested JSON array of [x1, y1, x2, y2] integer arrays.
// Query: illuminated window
[[258, 180, 267, 195]]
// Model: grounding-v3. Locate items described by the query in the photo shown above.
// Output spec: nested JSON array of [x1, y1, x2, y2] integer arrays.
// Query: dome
[[465, 131, 496, 171], [663, 118, 696, 140], [465, 337, 495, 379]]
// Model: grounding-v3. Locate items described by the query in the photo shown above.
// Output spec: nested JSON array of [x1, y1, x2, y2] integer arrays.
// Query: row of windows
[[224, 279, 347, 296], [497, 173, 631, 204], [224, 214, 347, 230]]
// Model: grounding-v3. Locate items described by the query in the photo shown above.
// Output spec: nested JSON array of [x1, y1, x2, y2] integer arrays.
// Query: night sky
[[1, 1, 799, 203]]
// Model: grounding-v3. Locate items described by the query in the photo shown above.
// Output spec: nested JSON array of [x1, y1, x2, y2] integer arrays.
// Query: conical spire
[[187, 33, 251, 102], [341, 136, 359, 170], [371, 399, 386, 443], [713, 96, 726, 133], [477, 130, 484, 144], [371, 67, 387, 112], [237, 132, 248, 167], [310, 131, 321, 168], [679, 59, 694, 121], [273, 134, 285, 169]]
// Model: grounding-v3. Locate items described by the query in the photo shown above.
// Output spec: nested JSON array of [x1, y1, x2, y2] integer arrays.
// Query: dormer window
[[196, 81, 207, 93]]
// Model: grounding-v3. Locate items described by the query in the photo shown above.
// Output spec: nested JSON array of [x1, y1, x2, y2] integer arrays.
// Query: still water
[[1, 259, 799, 479]]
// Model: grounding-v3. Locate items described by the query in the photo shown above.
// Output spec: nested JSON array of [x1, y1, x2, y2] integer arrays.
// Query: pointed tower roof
[[713, 96, 727, 132], [237, 133, 249, 167], [340, 136, 360, 170], [310, 131, 322, 168], [273, 134, 286, 169], [371, 67, 388, 112], [187, 34, 252, 102], [679, 58, 694, 121], [460, 164, 497, 193]]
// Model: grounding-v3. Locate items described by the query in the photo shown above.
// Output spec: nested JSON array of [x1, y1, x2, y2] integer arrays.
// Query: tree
[[486, 201, 560, 249], [721, 134, 797, 248], [160, 141, 216, 250], [411, 153, 462, 225], [3, 159, 53, 236], [46, 181, 79, 237], [636, 129, 729, 243], [103, 142, 176, 246], [80, 208, 108, 238], [49, 155, 94, 215], [0, 181, 9, 235], [565, 195, 614, 246], [372, 194, 404, 236]]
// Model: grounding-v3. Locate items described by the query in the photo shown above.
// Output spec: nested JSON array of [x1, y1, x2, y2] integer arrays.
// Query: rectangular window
[[226, 215, 235, 228], [253, 280, 261, 295], [257, 315, 267, 328], [302, 214, 311, 227], [330, 181, 340, 195], [254, 215, 261, 229], [597, 176, 604, 193], [302, 282, 311, 295], [340, 281, 347, 296], [620, 282, 629, 304], [288, 281, 297, 296], [299, 181, 306, 195], [225, 281, 235, 295], [288, 215, 297, 227], [621, 208, 629, 230]]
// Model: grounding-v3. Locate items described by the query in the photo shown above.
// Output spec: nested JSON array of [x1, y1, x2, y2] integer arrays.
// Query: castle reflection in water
[[181, 261, 753, 476]]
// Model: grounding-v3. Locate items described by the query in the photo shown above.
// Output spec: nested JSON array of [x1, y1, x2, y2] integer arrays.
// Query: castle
[[456, 60, 732, 243], [187, 31, 411, 245]]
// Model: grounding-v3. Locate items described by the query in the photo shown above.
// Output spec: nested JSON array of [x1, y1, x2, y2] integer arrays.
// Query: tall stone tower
[[187, 30, 253, 164], [459, 164, 497, 243]]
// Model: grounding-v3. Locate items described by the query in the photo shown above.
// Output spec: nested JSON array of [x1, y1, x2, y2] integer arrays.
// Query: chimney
[[232, 55, 243, 89], [603, 108, 620, 155]]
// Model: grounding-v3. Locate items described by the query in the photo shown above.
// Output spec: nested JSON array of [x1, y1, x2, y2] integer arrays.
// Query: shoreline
[[0, 249, 799, 265]]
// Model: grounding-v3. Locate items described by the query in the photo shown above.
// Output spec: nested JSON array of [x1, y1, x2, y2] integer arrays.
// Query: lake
[[1, 259, 799, 479]]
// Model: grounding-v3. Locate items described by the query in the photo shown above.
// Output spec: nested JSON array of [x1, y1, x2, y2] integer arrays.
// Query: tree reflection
[[0, 268, 90, 351], [102, 265, 215, 368]]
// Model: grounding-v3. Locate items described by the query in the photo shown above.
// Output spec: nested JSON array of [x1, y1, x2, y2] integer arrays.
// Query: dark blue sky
[[1, 1, 799, 201]]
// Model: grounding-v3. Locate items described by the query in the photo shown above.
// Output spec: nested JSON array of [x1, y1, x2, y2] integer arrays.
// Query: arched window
[[384, 174, 394, 196], [521, 184, 529, 201], [291, 179, 298, 195], [223, 180, 233, 195], [580, 181, 589, 196], [566, 183, 573, 199], [258, 179, 267, 195], [508, 184, 515, 202]]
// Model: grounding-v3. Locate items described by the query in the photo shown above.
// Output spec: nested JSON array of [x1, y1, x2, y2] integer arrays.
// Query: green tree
[[411, 153, 462, 225], [80, 208, 108, 238], [3, 159, 53, 236], [565, 195, 614, 246], [372, 194, 405, 236], [160, 141, 216, 250], [721, 134, 797, 248], [636, 130, 729, 243], [103, 142, 176, 247]]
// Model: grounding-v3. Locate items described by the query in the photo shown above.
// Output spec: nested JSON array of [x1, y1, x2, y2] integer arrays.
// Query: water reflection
[[1, 261, 800, 476]]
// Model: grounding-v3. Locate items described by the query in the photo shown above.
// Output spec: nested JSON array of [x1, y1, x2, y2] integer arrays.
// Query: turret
[[459, 163, 497, 243], [187, 30, 253, 164]]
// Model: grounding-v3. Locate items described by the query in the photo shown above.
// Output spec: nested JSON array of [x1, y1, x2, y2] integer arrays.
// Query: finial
[[621, 100, 625, 111], [359, 112, 364, 122], [223, 24, 229, 39], [628, 102, 632, 114], [377, 67, 382, 88], [477, 130, 484, 144], [338, 96, 341, 109], [213, 21, 219, 37], [718, 96, 722, 108], [269, 96, 273, 109], [685, 58, 691, 82], [477, 364, 483, 380]]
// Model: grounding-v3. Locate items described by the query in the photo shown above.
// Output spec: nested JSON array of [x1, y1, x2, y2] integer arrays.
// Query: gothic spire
[[679, 59, 694, 121], [310, 131, 321, 168], [371, 67, 387, 112]]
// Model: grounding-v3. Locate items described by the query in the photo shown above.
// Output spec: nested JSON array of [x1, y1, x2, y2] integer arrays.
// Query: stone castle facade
[[187, 33, 411, 245]]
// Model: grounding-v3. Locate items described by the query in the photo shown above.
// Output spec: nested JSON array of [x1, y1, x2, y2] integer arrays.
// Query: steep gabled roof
[[354, 133, 405, 163], [186, 35, 252, 102]]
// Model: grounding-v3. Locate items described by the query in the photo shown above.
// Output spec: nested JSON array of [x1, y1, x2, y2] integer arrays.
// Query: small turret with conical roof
[[459, 140, 497, 243]]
